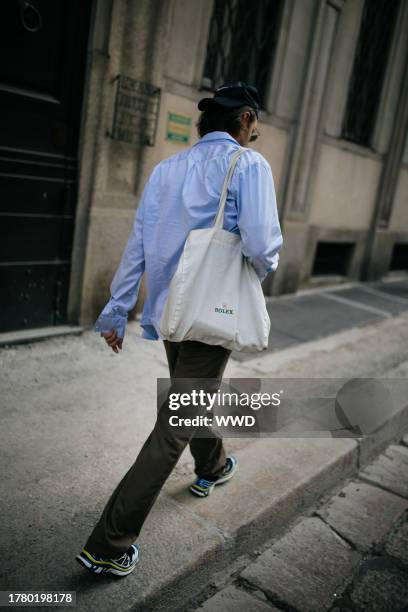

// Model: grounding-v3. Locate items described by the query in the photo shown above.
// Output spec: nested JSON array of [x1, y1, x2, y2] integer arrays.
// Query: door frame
[[66, 0, 113, 326]]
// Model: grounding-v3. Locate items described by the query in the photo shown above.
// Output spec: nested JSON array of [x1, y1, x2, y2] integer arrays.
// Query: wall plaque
[[110, 75, 161, 146]]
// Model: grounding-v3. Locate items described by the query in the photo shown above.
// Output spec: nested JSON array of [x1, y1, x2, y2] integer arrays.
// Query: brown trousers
[[84, 339, 231, 558]]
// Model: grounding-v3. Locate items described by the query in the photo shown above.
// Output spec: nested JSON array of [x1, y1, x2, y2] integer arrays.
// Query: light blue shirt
[[94, 130, 283, 341]]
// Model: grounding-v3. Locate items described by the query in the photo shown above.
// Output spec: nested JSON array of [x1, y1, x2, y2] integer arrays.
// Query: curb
[[138, 402, 408, 611]]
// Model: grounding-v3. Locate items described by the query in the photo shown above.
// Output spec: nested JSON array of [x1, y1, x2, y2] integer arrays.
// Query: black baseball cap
[[198, 81, 260, 117]]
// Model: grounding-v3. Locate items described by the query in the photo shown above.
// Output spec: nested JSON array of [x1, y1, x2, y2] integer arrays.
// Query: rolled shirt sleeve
[[236, 157, 283, 283], [93, 182, 148, 339]]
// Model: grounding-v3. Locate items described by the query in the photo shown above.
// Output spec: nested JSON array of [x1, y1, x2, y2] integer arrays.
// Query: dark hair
[[196, 104, 257, 138]]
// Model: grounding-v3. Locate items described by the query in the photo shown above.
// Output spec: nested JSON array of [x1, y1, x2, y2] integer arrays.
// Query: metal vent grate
[[390, 243, 408, 271], [312, 242, 355, 276]]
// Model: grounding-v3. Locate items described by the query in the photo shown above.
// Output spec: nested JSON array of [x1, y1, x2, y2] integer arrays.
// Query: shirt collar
[[193, 131, 240, 146]]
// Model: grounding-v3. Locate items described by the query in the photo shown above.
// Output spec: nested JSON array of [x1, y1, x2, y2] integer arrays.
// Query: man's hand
[[101, 329, 123, 353]]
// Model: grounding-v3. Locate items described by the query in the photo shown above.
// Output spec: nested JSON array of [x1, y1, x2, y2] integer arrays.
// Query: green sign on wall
[[166, 112, 192, 143]]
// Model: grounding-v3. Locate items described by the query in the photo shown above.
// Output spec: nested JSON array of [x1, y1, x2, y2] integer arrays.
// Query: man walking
[[76, 81, 283, 576]]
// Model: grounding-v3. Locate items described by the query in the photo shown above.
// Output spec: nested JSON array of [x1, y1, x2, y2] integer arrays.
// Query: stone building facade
[[2, 0, 407, 336]]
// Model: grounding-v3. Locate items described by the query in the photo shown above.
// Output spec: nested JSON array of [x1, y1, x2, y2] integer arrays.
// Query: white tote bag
[[159, 147, 271, 352]]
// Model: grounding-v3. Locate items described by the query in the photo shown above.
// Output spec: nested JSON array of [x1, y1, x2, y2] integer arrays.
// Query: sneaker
[[75, 544, 140, 577], [189, 455, 238, 497]]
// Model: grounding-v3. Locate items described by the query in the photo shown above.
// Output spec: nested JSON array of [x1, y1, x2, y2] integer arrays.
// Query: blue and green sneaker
[[75, 543, 140, 577], [189, 455, 238, 497]]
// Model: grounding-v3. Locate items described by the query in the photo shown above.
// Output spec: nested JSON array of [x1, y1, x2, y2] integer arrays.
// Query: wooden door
[[0, 0, 93, 332]]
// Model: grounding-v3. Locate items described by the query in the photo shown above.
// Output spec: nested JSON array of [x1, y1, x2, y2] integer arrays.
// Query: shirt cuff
[[94, 305, 128, 339], [247, 257, 268, 282]]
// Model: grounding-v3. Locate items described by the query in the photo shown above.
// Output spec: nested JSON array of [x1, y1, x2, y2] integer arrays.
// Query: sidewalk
[[1, 278, 408, 611], [237, 275, 408, 361]]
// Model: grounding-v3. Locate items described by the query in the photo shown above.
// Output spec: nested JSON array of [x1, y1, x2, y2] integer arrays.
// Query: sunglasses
[[249, 127, 260, 142], [248, 110, 260, 142]]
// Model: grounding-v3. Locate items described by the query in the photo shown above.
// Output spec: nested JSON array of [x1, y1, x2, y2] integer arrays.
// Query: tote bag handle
[[213, 147, 246, 229]]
